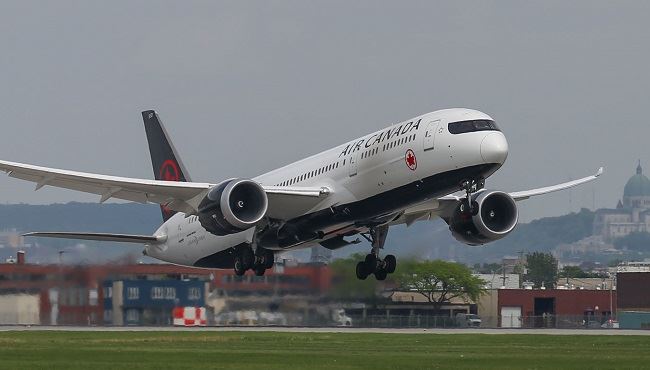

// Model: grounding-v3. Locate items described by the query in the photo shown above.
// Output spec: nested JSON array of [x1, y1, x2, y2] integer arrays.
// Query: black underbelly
[[273, 163, 499, 247]]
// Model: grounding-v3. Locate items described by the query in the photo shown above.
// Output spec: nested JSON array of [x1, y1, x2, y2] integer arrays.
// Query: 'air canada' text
[[338, 119, 421, 157]]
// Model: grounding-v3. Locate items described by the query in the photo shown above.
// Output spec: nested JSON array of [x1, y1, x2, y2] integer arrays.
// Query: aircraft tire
[[364, 254, 378, 273], [356, 262, 369, 280], [263, 249, 274, 269], [234, 257, 246, 276], [375, 269, 388, 281], [384, 255, 397, 274], [254, 266, 266, 276], [241, 248, 254, 270]]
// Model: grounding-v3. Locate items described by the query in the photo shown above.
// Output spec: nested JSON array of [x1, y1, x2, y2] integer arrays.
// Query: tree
[[559, 265, 589, 278], [395, 259, 484, 312], [328, 254, 381, 302], [525, 252, 558, 288], [559, 265, 605, 279]]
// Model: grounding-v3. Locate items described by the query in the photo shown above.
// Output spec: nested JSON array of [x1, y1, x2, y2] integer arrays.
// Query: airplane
[[0, 108, 603, 280]]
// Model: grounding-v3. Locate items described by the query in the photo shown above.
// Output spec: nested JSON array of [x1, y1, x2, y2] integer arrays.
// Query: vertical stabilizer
[[141, 110, 192, 221]]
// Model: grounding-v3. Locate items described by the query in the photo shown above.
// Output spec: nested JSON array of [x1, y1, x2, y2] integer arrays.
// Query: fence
[[0, 311, 619, 330]]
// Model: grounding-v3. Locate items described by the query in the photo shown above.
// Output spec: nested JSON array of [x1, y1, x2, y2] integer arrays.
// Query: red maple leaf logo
[[158, 160, 181, 219], [405, 149, 417, 171], [159, 160, 180, 182]]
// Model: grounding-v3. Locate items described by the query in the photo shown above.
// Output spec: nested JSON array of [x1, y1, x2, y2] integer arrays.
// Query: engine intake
[[448, 190, 518, 246], [198, 179, 268, 236]]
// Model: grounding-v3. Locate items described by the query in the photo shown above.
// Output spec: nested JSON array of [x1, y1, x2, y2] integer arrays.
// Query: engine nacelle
[[198, 179, 268, 236], [448, 190, 518, 246]]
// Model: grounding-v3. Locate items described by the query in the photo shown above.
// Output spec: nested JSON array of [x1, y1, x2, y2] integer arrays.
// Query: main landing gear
[[355, 226, 396, 281], [233, 246, 274, 277]]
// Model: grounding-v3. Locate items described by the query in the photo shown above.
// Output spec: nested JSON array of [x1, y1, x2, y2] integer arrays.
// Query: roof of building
[[624, 161, 650, 197]]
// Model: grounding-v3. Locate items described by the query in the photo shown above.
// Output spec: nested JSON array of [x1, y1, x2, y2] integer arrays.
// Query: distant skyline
[[1, 1, 649, 222]]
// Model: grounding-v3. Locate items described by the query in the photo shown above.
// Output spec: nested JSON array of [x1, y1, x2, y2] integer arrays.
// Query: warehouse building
[[617, 272, 650, 329], [498, 289, 616, 328]]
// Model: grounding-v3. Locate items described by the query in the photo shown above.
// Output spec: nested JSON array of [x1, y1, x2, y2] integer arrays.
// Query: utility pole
[[609, 275, 614, 319]]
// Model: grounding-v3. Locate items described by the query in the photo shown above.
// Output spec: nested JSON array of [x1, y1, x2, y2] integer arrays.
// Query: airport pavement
[[1, 326, 649, 335]]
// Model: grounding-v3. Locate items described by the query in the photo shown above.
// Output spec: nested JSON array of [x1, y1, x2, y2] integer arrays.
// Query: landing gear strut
[[355, 226, 396, 281], [233, 246, 274, 276], [459, 177, 485, 215]]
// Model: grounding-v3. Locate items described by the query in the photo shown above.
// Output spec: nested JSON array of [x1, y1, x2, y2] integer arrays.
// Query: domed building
[[594, 161, 650, 241]]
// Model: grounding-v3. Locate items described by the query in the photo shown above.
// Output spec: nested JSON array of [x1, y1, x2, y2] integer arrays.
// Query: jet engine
[[198, 179, 268, 236], [448, 190, 518, 246]]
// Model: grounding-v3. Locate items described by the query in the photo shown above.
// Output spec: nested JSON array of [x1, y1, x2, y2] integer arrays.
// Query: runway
[[1, 326, 649, 335]]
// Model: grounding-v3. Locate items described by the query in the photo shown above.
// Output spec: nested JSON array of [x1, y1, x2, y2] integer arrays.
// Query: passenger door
[[348, 151, 359, 177], [423, 120, 440, 151]]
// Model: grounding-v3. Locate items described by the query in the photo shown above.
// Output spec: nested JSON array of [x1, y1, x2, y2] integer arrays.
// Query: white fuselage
[[146, 108, 508, 267]]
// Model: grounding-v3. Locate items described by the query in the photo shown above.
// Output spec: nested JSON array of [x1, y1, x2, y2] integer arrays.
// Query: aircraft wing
[[394, 167, 604, 226], [507, 167, 603, 201], [0, 159, 329, 219], [0, 159, 214, 214]]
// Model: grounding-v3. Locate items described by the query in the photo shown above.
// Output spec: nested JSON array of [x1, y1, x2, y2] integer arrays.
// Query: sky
[[0, 1, 649, 222]]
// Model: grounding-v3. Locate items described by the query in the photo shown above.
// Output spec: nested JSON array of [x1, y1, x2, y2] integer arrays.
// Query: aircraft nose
[[480, 132, 508, 164]]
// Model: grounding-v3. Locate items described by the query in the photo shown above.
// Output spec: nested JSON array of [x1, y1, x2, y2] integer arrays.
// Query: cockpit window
[[448, 120, 500, 134]]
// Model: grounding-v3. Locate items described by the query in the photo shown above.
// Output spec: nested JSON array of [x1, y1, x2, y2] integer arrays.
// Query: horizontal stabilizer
[[23, 232, 166, 244]]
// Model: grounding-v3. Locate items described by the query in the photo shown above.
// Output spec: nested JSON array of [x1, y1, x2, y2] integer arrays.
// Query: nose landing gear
[[355, 226, 396, 281], [459, 177, 485, 215]]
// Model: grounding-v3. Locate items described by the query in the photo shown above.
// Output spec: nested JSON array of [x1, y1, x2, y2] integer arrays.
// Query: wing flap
[[23, 232, 166, 244], [262, 185, 332, 220]]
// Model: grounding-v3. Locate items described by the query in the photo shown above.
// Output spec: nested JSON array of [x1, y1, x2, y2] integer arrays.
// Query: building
[[498, 289, 616, 328], [615, 260, 650, 273], [0, 252, 214, 325], [475, 273, 520, 290], [555, 277, 615, 291], [103, 279, 209, 326], [0, 294, 39, 325], [617, 272, 650, 329], [501, 256, 524, 274], [594, 162, 650, 241]]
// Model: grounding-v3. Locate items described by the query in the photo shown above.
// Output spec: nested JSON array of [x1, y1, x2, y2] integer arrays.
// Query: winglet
[[595, 167, 604, 177]]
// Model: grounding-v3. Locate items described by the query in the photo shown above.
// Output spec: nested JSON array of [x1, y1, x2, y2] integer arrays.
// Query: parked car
[[332, 309, 352, 327], [601, 320, 619, 329], [456, 313, 482, 328]]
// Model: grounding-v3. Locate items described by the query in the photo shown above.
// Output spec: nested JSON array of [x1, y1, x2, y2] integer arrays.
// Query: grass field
[[0, 331, 648, 369]]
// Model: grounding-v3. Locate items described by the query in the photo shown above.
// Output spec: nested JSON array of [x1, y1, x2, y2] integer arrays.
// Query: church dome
[[624, 162, 650, 197]]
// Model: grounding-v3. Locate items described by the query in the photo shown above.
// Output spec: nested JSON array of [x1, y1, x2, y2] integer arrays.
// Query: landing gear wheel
[[364, 254, 378, 274], [356, 262, 369, 280], [384, 255, 397, 274], [254, 266, 266, 276], [375, 269, 388, 281], [263, 249, 274, 269], [241, 247, 254, 270], [234, 257, 246, 276]]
